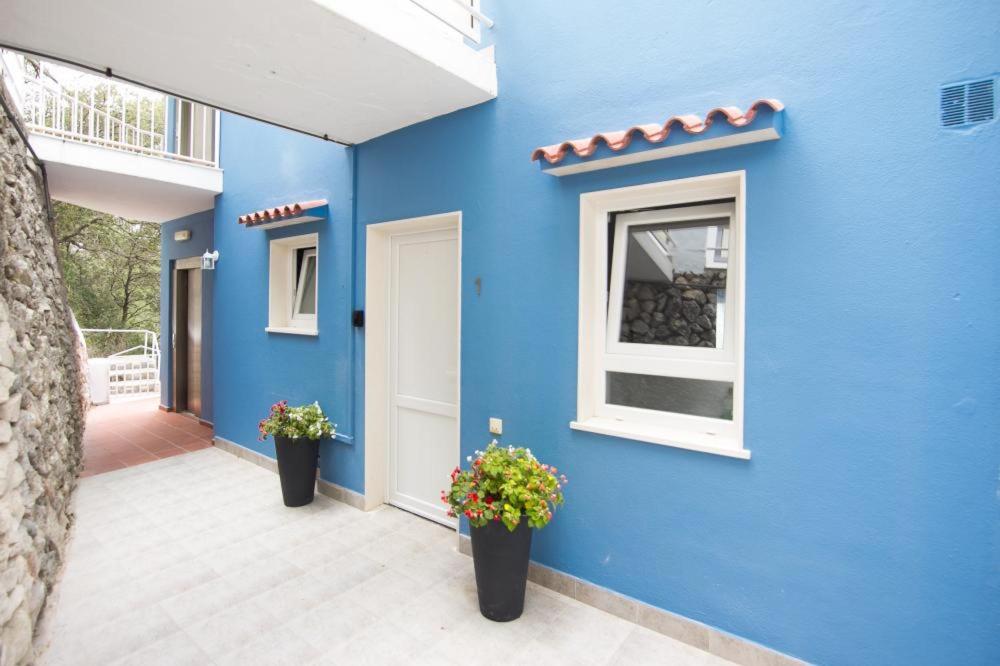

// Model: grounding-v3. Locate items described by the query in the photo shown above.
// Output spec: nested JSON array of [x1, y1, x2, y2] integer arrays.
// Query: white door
[[387, 227, 459, 525]]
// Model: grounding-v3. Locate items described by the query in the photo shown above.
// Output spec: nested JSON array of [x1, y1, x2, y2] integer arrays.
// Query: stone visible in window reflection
[[618, 220, 728, 348]]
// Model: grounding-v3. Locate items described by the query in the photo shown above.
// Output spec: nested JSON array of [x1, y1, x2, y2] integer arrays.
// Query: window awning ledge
[[532, 99, 784, 177], [238, 199, 328, 230]]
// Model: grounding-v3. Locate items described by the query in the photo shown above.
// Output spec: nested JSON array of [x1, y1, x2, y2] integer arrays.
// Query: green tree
[[54, 202, 160, 356]]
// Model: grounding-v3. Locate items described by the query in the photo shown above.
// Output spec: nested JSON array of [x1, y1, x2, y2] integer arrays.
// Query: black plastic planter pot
[[273, 436, 319, 507], [470, 520, 533, 621]]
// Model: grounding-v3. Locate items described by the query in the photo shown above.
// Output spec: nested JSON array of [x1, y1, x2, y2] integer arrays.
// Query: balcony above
[[0, 0, 497, 144], [28, 133, 222, 223], [2, 54, 222, 222]]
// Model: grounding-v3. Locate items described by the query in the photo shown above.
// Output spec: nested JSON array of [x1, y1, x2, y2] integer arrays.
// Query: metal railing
[[81, 329, 161, 398], [409, 0, 493, 43], [7, 53, 217, 167]]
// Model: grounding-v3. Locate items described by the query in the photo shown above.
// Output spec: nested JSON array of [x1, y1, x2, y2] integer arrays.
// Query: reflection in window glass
[[606, 372, 733, 420], [618, 218, 728, 348], [298, 255, 317, 315]]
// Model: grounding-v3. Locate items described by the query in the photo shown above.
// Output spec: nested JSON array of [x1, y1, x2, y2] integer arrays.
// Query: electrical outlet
[[488, 417, 503, 435]]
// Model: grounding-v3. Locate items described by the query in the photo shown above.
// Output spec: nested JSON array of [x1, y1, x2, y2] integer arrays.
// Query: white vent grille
[[941, 78, 995, 128]]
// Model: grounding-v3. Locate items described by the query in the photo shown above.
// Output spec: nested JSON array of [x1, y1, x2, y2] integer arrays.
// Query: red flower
[[485, 496, 494, 504], [493, 515, 500, 522], [467, 492, 479, 502]]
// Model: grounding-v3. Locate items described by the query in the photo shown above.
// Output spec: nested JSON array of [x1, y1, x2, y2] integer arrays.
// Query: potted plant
[[442, 442, 567, 621], [258, 401, 335, 507]]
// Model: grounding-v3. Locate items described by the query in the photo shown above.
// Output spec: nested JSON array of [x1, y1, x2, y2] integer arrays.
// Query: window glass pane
[[298, 255, 317, 315], [618, 217, 728, 348], [606, 372, 733, 420]]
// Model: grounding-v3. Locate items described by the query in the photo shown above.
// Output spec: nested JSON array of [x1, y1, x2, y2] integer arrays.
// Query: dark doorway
[[172, 265, 203, 417]]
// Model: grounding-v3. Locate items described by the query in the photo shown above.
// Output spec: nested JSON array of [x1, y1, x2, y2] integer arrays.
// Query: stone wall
[[619, 271, 726, 347], [0, 85, 85, 665]]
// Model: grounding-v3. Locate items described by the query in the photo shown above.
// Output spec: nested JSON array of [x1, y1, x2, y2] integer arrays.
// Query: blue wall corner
[[209, 113, 362, 492]]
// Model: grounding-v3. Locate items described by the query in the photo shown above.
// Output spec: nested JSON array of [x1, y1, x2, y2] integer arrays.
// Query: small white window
[[267, 233, 319, 336], [572, 172, 748, 458], [292, 248, 318, 324]]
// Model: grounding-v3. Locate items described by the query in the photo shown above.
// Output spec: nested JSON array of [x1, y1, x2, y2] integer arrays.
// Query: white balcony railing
[[81, 329, 161, 402], [8, 54, 217, 167], [408, 0, 493, 44]]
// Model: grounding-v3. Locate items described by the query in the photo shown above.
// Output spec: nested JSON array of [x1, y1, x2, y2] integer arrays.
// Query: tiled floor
[[81, 397, 213, 477], [41, 448, 736, 665]]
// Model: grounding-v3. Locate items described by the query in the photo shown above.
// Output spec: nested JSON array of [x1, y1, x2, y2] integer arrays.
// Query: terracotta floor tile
[[81, 398, 214, 476], [153, 446, 189, 460], [116, 450, 159, 466], [177, 439, 212, 452]]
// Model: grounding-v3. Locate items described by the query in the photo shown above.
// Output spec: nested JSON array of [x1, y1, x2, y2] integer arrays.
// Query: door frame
[[364, 212, 461, 516], [171, 256, 203, 413]]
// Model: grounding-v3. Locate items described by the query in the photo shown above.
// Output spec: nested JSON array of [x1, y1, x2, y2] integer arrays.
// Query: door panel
[[388, 228, 459, 525], [172, 268, 189, 412], [186, 269, 202, 417], [393, 407, 457, 506]]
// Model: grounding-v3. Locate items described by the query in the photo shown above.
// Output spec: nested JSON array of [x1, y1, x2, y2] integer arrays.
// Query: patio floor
[[41, 448, 736, 665], [81, 397, 213, 477]]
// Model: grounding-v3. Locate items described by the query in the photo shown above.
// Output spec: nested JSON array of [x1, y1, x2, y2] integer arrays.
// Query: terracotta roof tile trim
[[531, 99, 784, 165], [238, 199, 328, 226]]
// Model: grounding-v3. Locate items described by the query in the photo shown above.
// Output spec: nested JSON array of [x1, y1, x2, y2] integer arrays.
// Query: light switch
[[489, 417, 503, 435]]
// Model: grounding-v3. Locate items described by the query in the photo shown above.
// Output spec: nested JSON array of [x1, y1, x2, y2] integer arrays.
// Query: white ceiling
[[0, 0, 497, 144]]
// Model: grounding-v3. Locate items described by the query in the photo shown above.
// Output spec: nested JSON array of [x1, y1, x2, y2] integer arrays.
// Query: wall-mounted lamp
[[201, 249, 220, 270]]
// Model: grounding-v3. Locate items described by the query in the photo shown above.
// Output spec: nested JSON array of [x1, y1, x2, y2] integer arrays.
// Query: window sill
[[265, 326, 318, 337], [569, 417, 751, 460]]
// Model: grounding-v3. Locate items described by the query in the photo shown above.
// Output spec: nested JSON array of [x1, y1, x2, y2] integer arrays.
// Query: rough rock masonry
[[0, 82, 86, 666], [619, 271, 726, 347]]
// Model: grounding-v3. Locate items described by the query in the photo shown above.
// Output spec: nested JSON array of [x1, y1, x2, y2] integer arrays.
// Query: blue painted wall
[[165, 97, 176, 154], [351, 1, 1000, 665], [208, 113, 361, 490], [165, 1, 1000, 663], [160, 209, 214, 422]]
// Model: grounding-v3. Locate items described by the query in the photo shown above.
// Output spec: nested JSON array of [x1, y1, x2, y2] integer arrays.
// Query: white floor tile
[[42, 449, 735, 666]]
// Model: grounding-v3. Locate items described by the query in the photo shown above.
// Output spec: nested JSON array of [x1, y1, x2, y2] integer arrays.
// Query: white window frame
[[266, 233, 319, 336], [291, 248, 318, 326], [571, 171, 749, 459], [705, 225, 730, 269]]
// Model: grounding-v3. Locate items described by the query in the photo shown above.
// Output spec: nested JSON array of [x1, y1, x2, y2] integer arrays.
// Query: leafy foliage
[[53, 202, 160, 357], [258, 401, 336, 441], [443, 443, 567, 531]]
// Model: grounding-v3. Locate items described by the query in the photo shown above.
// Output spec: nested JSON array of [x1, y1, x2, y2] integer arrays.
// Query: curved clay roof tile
[[531, 99, 783, 165]]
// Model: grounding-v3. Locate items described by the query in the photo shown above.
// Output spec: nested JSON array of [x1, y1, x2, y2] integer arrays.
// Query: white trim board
[[213, 436, 365, 510], [245, 214, 326, 231], [456, 535, 807, 666]]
